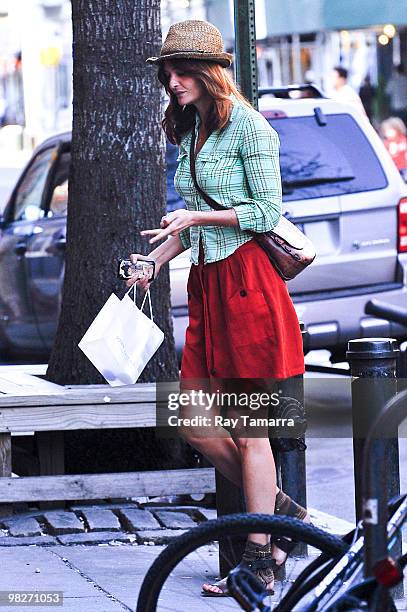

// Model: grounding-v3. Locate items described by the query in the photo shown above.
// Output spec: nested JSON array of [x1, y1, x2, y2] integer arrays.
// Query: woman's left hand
[[141, 209, 197, 244]]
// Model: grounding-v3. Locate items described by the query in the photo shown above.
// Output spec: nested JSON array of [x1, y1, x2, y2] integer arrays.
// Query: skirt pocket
[[225, 288, 274, 348]]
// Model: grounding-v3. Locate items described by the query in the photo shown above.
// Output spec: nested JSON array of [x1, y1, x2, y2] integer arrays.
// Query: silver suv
[[1, 86, 406, 361]]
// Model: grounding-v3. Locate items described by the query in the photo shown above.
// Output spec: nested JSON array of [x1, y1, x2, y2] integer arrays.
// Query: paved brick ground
[[0, 501, 355, 548]]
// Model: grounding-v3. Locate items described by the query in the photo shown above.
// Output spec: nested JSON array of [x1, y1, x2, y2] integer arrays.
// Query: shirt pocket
[[201, 151, 243, 191], [225, 288, 274, 348], [205, 151, 240, 168]]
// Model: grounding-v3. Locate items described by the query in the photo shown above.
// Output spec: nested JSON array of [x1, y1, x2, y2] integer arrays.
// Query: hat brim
[[146, 51, 233, 68]]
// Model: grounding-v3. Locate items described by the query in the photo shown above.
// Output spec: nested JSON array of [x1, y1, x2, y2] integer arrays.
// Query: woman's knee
[[232, 435, 270, 453]]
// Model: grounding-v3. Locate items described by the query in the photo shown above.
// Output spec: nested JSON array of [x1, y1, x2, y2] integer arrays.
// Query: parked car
[[1, 85, 407, 362]]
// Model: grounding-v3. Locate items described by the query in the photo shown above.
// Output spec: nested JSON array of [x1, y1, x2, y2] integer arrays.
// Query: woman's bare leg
[[200, 434, 277, 595], [232, 435, 276, 545]]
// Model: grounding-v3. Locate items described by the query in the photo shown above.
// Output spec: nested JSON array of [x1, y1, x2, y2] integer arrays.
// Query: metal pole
[[347, 338, 401, 586], [233, 0, 258, 109], [215, 470, 246, 576]]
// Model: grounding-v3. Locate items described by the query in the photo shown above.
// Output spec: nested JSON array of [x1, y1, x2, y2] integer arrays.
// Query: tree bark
[[47, 0, 178, 386]]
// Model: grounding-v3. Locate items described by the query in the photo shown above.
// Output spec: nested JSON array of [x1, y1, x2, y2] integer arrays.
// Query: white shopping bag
[[78, 286, 164, 386]]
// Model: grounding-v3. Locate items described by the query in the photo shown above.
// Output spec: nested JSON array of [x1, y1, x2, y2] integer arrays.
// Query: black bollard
[[347, 338, 401, 592], [347, 339, 400, 521]]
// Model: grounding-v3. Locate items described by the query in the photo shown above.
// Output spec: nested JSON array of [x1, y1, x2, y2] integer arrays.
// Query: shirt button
[[240, 289, 247, 297]]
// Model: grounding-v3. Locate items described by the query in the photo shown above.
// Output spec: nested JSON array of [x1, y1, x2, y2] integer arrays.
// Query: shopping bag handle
[[125, 283, 154, 321]]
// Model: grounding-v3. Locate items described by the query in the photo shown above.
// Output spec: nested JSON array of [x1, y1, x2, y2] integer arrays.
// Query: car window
[[268, 114, 388, 201], [12, 147, 56, 222], [166, 141, 186, 212], [48, 150, 70, 217]]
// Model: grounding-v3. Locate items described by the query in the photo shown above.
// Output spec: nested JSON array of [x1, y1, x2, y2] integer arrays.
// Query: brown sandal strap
[[275, 490, 308, 520]]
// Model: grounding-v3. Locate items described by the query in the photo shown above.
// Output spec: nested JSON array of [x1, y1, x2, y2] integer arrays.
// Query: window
[[13, 147, 56, 222], [268, 114, 388, 202], [48, 150, 70, 217]]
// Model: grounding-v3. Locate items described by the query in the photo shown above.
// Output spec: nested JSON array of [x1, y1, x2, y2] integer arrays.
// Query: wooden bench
[[0, 383, 215, 516]]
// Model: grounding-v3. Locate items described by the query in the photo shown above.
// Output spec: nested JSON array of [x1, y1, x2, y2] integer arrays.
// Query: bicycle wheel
[[136, 513, 348, 612]]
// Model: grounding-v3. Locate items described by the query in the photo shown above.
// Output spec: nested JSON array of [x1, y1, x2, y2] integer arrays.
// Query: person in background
[[359, 75, 376, 122], [381, 117, 407, 171], [386, 64, 407, 126], [331, 66, 366, 116]]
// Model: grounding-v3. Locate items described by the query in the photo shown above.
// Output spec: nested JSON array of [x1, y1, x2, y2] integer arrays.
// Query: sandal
[[201, 539, 276, 597], [272, 489, 311, 577]]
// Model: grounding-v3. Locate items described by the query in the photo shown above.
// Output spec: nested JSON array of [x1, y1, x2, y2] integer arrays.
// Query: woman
[[381, 116, 407, 171], [126, 19, 310, 596]]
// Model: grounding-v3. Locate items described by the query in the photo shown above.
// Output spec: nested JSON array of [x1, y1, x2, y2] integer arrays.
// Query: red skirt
[[180, 239, 305, 387]]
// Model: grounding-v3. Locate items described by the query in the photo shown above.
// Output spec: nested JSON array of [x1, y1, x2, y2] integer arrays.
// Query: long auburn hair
[[157, 59, 252, 145]]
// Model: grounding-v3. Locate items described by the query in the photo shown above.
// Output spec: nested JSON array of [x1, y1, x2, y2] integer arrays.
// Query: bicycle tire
[[136, 513, 348, 612]]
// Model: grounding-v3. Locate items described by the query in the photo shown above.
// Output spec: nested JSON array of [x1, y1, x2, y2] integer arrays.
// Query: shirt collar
[[229, 93, 240, 122]]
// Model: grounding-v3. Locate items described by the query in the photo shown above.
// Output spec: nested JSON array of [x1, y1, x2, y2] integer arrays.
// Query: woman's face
[[163, 61, 205, 106]]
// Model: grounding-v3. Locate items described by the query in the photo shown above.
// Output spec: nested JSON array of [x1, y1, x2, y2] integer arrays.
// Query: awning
[[264, 0, 407, 36]]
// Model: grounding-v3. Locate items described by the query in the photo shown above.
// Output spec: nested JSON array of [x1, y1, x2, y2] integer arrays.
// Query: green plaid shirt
[[174, 94, 282, 265]]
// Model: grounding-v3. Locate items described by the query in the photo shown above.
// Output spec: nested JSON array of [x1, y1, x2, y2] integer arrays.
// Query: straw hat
[[146, 20, 233, 68]]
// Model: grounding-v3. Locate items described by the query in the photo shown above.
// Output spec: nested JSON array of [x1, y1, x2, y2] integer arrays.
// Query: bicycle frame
[[362, 388, 407, 574], [306, 496, 407, 611]]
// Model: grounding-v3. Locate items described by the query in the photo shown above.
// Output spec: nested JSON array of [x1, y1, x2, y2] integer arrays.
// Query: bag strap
[[125, 284, 154, 320], [189, 128, 228, 212]]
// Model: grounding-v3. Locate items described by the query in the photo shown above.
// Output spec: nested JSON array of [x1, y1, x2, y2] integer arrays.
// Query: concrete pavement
[[0, 543, 321, 612]]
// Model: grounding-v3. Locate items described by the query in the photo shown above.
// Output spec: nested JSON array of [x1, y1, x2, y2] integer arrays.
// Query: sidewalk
[[0, 499, 404, 611], [0, 541, 323, 611]]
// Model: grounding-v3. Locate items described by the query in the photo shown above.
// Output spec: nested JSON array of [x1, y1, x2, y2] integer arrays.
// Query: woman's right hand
[[125, 253, 160, 293]]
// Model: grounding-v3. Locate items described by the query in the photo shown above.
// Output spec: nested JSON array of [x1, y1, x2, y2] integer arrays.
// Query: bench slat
[[0, 403, 157, 432], [0, 382, 179, 408], [0, 467, 216, 502]]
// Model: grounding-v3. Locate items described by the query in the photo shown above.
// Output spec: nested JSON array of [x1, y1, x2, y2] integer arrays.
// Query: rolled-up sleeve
[[231, 113, 282, 233], [178, 227, 191, 250]]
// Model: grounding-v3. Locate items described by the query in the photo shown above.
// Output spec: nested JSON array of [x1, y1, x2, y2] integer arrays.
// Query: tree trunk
[[45, 1, 190, 474], [47, 0, 178, 386]]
